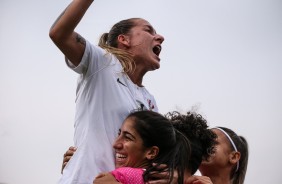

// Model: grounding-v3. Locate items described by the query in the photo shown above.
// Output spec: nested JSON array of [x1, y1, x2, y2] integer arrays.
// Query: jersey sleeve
[[65, 40, 114, 76]]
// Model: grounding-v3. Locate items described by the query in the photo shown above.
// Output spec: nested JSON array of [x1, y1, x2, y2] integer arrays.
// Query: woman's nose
[[156, 34, 165, 44], [113, 139, 122, 149]]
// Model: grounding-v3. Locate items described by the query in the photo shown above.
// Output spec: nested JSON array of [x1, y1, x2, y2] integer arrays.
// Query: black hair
[[165, 111, 217, 174], [126, 110, 191, 184]]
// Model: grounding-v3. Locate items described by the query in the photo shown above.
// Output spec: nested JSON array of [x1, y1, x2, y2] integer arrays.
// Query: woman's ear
[[117, 34, 130, 48], [146, 146, 159, 160], [229, 151, 241, 165]]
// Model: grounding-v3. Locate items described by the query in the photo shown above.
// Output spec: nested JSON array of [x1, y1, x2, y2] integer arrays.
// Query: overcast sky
[[1, 0, 282, 183]]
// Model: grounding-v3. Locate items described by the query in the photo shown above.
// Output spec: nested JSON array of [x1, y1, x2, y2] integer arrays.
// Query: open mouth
[[152, 45, 162, 56]]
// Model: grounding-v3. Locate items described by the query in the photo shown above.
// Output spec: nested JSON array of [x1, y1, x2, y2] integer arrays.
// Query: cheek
[[126, 144, 143, 156], [209, 148, 223, 161], [215, 148, 225, 157], [126, 152, 143, 167], [128, 146, 146, 160], [213, 149, 231, 165]]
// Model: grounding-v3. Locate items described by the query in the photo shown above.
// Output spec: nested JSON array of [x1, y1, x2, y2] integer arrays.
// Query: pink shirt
[[111, 167, 145, 184]]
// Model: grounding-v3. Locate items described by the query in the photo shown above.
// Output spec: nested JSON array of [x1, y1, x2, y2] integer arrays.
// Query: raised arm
[[49, 0, 94, 66]]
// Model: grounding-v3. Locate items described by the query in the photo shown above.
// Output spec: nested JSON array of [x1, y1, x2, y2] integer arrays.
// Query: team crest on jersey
[[147, 99, 155, 110]]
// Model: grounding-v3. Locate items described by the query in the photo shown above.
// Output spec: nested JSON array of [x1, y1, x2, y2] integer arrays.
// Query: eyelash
[[145, 29, 154, 34], [125, 135, 132, 141], [117, 131, 132, 141]]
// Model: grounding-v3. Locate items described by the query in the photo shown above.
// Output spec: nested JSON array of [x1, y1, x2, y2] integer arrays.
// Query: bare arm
[[49, 0, 94, 66]]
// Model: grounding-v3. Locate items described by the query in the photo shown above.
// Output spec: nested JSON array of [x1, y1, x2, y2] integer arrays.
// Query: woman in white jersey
[[49, 0, 164, 183]]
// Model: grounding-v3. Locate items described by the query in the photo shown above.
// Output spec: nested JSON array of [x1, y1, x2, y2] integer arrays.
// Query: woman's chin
[[115, 162, 126, 168]]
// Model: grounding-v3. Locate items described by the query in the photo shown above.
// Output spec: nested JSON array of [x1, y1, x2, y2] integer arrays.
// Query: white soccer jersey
[[58, 40, 158, 184]]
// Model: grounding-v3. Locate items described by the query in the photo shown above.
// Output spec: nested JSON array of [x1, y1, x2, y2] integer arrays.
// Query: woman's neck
[[200, 167, 232, 184], [206, 171, 232, 184], [210, 176, 232, 184], [127, 67, 146, 87]]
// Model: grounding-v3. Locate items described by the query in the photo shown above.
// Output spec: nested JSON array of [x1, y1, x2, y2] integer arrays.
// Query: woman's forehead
[[122, 118, 135, 129], [213, 129, 227, 142], [122, 117, 140, 135], [134, 19, 153, 28], [134, 18, 150, 24]]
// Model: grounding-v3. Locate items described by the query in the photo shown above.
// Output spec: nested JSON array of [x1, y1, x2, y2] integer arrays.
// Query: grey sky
[[1, 0, 282, 183]]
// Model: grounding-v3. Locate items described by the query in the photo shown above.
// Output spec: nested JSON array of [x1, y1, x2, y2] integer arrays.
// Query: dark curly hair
[[165, 111, 217, 174]]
